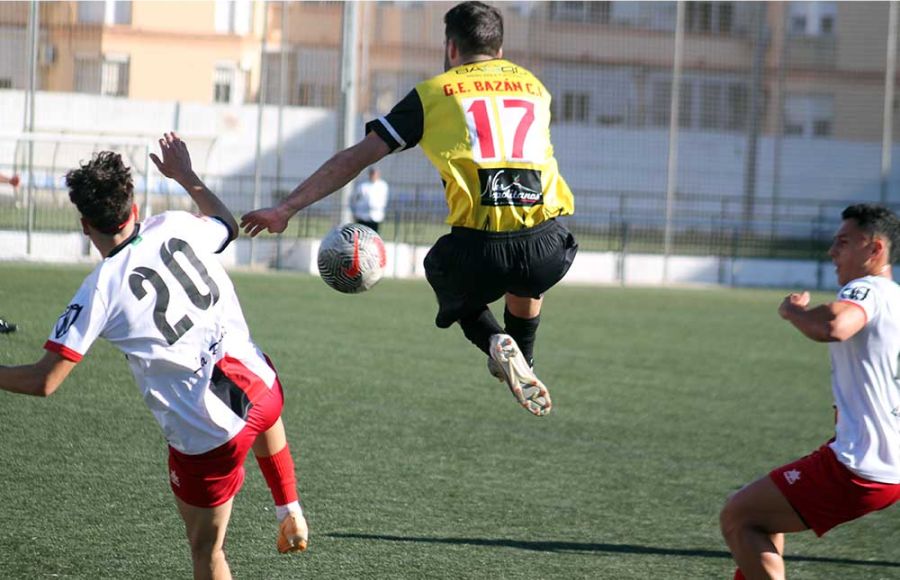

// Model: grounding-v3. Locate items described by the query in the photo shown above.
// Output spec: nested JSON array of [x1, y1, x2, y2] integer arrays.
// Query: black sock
[[504, 308, 540, 367], [458, 307, 504, 357]]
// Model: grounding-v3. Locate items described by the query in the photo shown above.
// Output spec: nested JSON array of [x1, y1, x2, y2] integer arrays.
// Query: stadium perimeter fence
[[2, 1, 900, 273], [0, 157, 880, 263]]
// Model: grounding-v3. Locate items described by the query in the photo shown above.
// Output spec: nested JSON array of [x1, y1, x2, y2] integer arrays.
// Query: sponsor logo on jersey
[[169, 468, 181, 487], [478, 168, 543, 207], [54, 304, 83, 339], [783, 469, 802, 485], [454, 63, 519, 75], [839, 286, 871, 302]]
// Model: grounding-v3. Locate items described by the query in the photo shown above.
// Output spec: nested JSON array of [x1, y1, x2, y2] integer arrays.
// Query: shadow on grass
[[327, 533, 900, 568]]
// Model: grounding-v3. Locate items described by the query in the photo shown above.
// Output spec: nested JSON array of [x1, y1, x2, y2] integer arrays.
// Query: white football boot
[[488, 334, 552, 417]]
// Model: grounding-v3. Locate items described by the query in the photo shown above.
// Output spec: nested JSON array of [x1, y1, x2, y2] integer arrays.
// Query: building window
[[560, 92, 590, 123], [784, 121, 804, 136], [813, 119, 832, 136], [650, 80, 694, 128], [679, 83, 693, 127], [213, 65, 235, 104], [77, 2, 104, 24], [548, 1, 611, 24], [294, 47, 338, 107], [77, 1, 131, 25], [112, 1, 132, 25], [685, 2, 735, 34], [651, 80, 671, 127], [785, 94, 833, 138], [215, 0, 252, 35], [261, 51, 291, 105], [75, 54, 129, 96], [788, 2, 836, 36], [718, 3, 733, 33], [726, 84, 748, 130], [648, 74, 750, 132], [74, 56, 101, 94], [101, 55, 129, 97], [295, 83, 338, 108], [260, 47, 340, 108], [700, 83, 723, 129]]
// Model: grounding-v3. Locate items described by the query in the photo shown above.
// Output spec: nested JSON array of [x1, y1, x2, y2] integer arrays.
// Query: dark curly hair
[[842, 203, 900, 263], [444, 2, 503, 59], [66, 151, 134, 234]]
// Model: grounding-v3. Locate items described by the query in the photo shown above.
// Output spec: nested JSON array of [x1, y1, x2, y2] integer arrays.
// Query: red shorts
[[168, 377, 284, 508], [770, 442, 900, 536]]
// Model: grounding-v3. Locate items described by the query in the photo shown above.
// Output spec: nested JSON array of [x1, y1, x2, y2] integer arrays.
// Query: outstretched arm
[[778, 291, 866, 342], [150, 132, 239, 236], [0, 351, 76, 397], [240, 132, 391, 237]]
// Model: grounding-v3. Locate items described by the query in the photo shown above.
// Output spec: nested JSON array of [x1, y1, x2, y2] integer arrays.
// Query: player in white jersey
[[0, 134, 308, 580], [720, 204, 900, 580]]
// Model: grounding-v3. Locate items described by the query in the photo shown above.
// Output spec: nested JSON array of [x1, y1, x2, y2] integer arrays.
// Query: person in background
[[351, 167, 389, 233]]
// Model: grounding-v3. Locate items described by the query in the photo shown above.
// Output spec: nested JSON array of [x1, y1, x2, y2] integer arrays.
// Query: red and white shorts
[[770, 442, 900, 536], [168, 375, 284, 508]]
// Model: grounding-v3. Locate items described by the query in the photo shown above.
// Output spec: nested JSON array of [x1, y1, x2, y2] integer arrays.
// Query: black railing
[[2, 170, 892, 263]]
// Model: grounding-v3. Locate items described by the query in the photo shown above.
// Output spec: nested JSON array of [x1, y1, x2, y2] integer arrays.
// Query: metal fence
[[1, 1, 900, 268]]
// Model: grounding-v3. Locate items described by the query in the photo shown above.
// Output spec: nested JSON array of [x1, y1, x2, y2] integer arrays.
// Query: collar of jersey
[[458, 57, 504, 68], [106, 223, 141, 259]]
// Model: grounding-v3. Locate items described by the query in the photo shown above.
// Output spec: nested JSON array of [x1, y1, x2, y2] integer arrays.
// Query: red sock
[[256, 445, 298, 506], [733, 569, 746, 580]]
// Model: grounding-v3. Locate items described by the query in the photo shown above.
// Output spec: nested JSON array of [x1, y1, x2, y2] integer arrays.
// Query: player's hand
[[150, 132, 193, 183], [240, 206, 290, 237], [779, 291, 810, 319]]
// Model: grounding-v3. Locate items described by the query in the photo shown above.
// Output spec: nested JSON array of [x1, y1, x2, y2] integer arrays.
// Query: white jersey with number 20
[[44, 211, 277, 455]]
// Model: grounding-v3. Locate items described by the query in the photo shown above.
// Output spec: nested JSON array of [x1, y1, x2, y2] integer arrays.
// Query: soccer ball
[[317, 223, 387, 293]]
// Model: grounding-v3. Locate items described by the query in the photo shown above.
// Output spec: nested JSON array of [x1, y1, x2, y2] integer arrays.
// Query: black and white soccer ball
[[317, 223, 387, 294]]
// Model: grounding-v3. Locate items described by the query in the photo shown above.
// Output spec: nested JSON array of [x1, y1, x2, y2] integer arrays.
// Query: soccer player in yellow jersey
[[241, 1, 578, 417]]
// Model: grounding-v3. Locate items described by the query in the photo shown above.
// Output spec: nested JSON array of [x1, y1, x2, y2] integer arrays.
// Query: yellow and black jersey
[[365, 59, 575, 232]]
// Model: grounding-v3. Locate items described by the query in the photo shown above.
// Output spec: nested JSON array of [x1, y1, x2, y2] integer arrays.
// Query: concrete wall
[[0, 228, 843, 292], [4, 90, 900, 212]]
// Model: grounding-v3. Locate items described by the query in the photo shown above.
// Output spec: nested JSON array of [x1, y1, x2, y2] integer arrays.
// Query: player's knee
[[186, 530, 224, 561], [189, 542, 225, 567], [719, 495, 746, 538]]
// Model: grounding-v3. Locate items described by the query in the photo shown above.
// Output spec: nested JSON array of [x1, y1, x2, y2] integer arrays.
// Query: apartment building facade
[[0, 1, 895, 143]]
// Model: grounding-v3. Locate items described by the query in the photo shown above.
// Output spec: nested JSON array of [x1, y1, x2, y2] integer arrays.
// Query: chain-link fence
[[1, 1, 899, 269]]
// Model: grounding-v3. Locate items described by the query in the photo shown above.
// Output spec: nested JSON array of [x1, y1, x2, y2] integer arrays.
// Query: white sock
[[276, 501, 302, 522]]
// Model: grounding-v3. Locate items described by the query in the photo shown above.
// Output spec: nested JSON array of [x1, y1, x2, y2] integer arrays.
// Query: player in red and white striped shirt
[[0, 134, 307, 580]]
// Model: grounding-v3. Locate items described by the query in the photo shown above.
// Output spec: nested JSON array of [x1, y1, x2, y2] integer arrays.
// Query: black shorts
[[423, 219, 578, 328]]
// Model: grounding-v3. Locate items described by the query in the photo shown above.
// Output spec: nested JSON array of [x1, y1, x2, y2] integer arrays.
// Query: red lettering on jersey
[[474, 81, 484, 91], [457, 82, 468, 94], [510, 81, 523, 92], [525, 83, 541, 97], [443, 84, 455, 96]]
